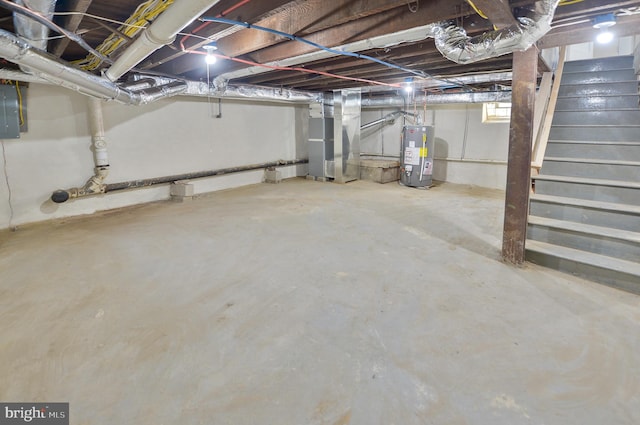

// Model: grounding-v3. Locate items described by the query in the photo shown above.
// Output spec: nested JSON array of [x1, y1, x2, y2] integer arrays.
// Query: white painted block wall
[[361, 104, 510, 190], [0, 84, 308, 230]]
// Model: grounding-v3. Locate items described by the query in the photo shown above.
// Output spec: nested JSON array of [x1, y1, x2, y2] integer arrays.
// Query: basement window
[[482, 102, 511, 123]]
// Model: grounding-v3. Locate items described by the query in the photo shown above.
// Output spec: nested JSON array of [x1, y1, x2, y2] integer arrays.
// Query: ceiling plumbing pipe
[[51, 159, 308, 202], [104, 0, 223, 81], [0, 29, 186, 104]]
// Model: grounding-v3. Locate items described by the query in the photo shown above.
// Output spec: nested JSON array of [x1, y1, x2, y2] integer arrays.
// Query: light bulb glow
[[404, 84, 413, 94], [596, 30, 614, 44], [205, 53, 217, 64]]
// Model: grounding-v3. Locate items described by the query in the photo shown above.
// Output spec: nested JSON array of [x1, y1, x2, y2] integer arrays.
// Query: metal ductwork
[[12, 0, 56, 51], [105, 0, 222, 81], [428, 0, 560, 64], [0, 30, 186, 104], [360, 91, 512, 108]]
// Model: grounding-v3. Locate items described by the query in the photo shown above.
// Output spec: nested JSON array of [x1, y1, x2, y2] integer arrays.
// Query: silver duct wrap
[[183, 80, 324, 103], [0, 30, 186, 104], [13, 0, 57, 51], [429, 0, 560, 64], [360, 91, 512, 108]]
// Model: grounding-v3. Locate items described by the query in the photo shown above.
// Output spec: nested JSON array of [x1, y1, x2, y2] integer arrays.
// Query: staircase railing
[[531, 46, 566, 173]]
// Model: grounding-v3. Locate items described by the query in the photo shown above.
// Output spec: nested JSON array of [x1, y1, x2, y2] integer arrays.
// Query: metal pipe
[[104, 159, 307, 192], [360, 111, 407, 130], [51, 159, 308, 202], [105, 0, 223, 81]]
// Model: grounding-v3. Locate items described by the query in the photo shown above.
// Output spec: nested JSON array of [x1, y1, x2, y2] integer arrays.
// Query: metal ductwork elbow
[[428, 0, 560, 64]]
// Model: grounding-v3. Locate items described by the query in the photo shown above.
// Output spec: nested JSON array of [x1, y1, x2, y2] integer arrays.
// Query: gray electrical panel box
[[0, 84, 20, 139], [400, 125, 435, 188]]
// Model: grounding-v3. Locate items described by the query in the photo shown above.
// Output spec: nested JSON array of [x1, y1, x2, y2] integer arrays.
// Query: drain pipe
[[51, 159, 308, 202], [105, 0, 222, 81], [51, 98, 109, 203]]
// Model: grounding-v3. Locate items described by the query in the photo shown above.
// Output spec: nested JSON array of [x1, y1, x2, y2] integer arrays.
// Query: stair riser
[[556, 95, 640, 110], [540, 161, 640, 181], [558, 82, 638, 97], [561, 69, 637, 84], [552, 110, 640, 126], [525, 251, 640, 294], [534, 180, 640, 206], [527, 224, 640, 262], [545, 143, 640, 160], [529, 200, 640, 232], [562, 56, 634, 73], [548, 126, 640, 142]]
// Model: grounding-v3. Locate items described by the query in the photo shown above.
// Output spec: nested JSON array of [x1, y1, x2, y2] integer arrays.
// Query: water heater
[[400, 125, 435, 188]]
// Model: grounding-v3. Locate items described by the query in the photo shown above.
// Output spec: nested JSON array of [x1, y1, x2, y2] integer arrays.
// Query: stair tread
[[548, 140, 640, 145], [528, 216, 640, 243], [555, 108, 640, 112], [530, 194, 640, 215], [526, 240, 640, 276], [551, 124, 640, 127], [532, 174, 640, 189], [544, 157, 640, 166]]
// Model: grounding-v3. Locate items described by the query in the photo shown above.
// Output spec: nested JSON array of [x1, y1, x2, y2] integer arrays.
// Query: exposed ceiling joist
[[50, 0, 93, 57]]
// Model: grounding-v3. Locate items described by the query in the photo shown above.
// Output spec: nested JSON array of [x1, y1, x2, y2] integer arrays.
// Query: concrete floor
[[1, 178, 639, 424]]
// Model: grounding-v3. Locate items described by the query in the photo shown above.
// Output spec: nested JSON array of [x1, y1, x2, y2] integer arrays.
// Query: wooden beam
[[216, 0, 409, 58], [468, 0, 517, 29], [502, 46, 538, 265], [172, 0, 476, 75], [50, 0, 93, 57]]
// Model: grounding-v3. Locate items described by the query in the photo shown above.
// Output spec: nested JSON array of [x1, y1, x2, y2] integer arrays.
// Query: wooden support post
[[502, 46, 538, 264]]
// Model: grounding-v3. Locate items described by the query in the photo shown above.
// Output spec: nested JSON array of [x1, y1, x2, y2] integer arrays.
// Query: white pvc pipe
[[105, 0, 222, 81], [88, 97, 108, 167]]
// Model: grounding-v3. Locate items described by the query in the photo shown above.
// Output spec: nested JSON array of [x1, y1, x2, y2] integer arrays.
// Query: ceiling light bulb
[[404, 84, 413, 94], [205, 53, 217, 64], [596, 30, 614, 44]]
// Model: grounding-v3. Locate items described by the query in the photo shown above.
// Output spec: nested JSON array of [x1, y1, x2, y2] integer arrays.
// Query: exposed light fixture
[[404, 78, 414, 94], [592, 13, 616, 44], [203, 42, 218, 65], [592, 13, 616, 29]]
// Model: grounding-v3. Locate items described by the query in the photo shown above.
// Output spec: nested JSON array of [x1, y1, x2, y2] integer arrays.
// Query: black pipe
[[104, 159, 308, 192]]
